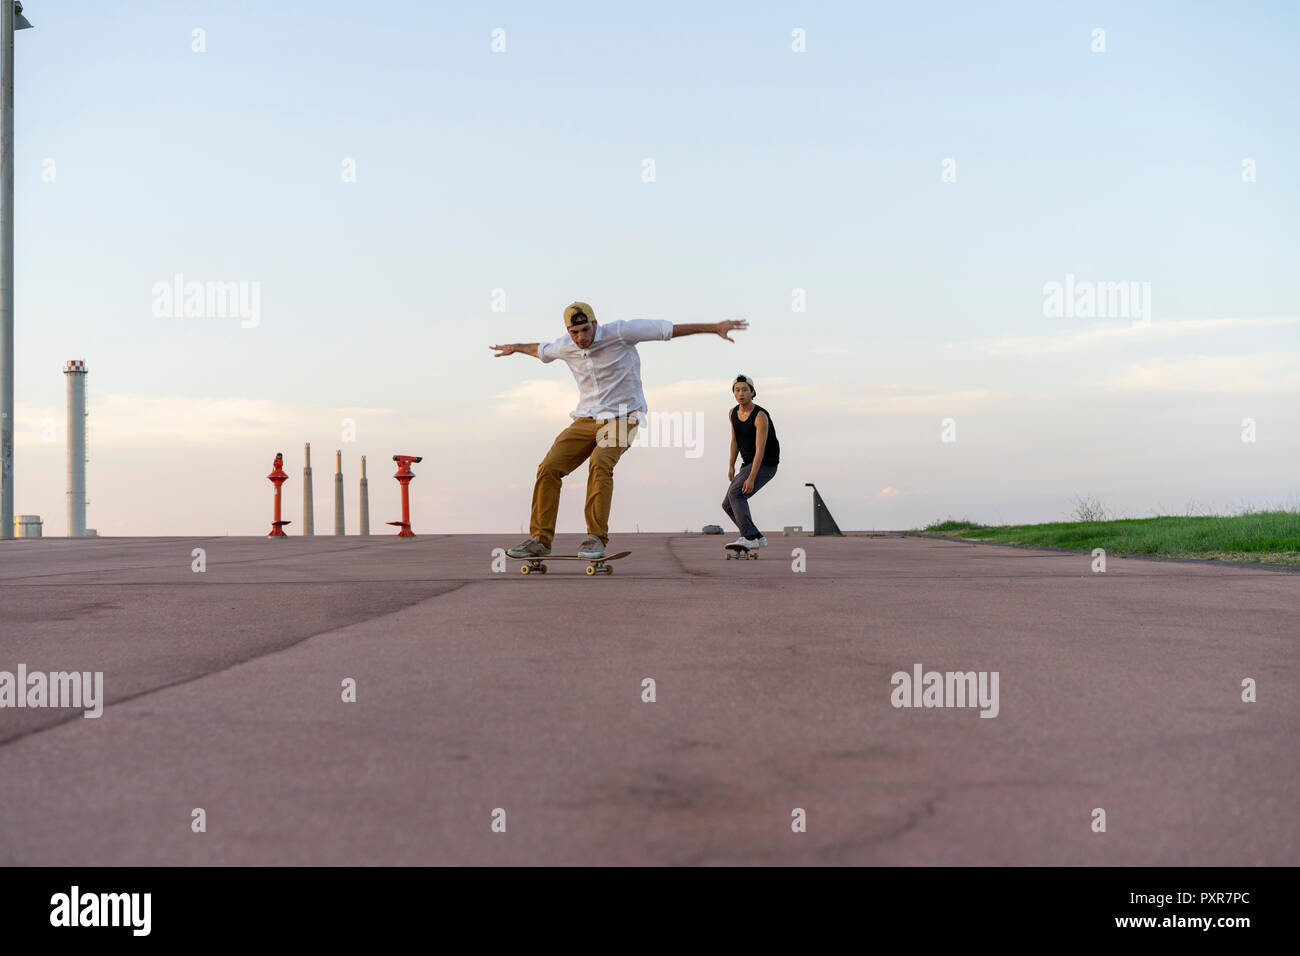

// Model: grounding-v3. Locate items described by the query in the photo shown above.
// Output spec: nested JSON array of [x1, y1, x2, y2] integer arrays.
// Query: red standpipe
[[267, 452, 291, 537], [386, 454, 423, 538]]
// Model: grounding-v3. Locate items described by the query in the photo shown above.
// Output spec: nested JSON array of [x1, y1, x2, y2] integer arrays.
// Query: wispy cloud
[[950, 316, 1300, 357], [1108, 353, 1300, 392], [763, 383, 1014, 415], [492, 379, 577, 420], [16, 394, 398, 447], [648, 378, 1014, 416]]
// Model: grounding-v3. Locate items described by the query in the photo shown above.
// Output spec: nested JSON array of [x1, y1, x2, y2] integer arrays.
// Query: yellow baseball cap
[[564, 301, 595, 328]]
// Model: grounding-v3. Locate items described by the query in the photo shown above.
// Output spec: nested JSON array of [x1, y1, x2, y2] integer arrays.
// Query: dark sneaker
[[507, 536, 551, 558], [578, 535, 606, 559]]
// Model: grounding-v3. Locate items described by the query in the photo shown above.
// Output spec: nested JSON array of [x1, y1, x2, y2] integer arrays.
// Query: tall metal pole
[[64, 361, 87, 536], [302, 442, 314, 534], [0, 0, 16, 538], [333, 450, 344, 535], [359, 455, 370, 535]]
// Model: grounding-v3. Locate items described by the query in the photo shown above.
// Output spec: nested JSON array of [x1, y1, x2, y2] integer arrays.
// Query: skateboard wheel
[[520, 564, 530, 574], [586, 565, 596, 575], [538, 564, 547, 574], [601, 566, 613, 575]]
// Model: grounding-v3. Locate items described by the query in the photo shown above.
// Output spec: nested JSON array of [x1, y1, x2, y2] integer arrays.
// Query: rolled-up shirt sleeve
[[615, 318, 675, 344], [537, 336, 570, 363]]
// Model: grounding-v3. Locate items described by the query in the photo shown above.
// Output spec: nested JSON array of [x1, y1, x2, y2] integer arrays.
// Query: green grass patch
[[916, 512, 1300, 566], [923, 519, 989, 533]]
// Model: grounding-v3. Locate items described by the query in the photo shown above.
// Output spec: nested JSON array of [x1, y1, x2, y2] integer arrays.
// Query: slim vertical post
[[64, 360, 87, 536], [0, 1, 17, 538], [302, 442, 314, 535], [359, 455, 370, 535], [333, 449, 344, 535]]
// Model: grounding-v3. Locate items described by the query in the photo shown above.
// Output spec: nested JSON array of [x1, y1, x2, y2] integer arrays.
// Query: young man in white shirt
[[491, 301, 747, 559]]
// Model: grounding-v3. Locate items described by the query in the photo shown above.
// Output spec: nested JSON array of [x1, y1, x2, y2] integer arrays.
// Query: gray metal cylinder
[[64, 360, 87, 537], [333, 450, 344, 535], [359, 455, 370, 535], [302, 442, 314, 535]]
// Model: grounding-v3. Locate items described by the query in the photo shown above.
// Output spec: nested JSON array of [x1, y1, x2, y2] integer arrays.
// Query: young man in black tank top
[[723, 374, 780, 549]]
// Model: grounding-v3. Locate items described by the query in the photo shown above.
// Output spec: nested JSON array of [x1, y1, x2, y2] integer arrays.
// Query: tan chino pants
[[530, 417, 638, 549]]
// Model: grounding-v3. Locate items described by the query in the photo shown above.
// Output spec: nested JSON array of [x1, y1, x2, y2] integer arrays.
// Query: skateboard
[[509, 551, 631, 576], [725, 543, 758, 560]]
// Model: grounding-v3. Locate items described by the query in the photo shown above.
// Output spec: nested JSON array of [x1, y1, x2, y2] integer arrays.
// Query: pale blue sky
[[9, 0, 1298, 535]]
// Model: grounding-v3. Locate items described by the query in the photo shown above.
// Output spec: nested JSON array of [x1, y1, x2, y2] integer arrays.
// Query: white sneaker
[[728, 536, 752, 549], [751, 535, 768, 548], [579, 535, 606, 558]]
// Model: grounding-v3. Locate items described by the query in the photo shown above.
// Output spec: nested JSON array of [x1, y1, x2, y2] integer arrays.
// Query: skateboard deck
[[725, 543, 758, 560], [508, 551, 631, 575]]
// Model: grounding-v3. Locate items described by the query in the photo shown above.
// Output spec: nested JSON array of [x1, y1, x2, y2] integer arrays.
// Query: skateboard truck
[[522, 558, 614, 575], [514, 551, 630, 576], [385, 454, 422, 538]]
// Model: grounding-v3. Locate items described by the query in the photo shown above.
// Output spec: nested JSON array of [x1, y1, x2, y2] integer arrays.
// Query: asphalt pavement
[[1, 533, 1295, 865]]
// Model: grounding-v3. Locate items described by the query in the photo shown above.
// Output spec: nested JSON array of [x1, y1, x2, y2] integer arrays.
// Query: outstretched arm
[[489, 343, 540, 358], [672, 319, 748, 342]]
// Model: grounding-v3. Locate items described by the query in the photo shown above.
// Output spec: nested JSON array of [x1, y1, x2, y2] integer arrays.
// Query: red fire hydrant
[[267, 452, 291, 537], [386, 454, 422, 538]]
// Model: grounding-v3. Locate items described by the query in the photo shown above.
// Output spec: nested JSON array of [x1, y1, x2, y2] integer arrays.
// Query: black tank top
[[730, 404, 780, 466]]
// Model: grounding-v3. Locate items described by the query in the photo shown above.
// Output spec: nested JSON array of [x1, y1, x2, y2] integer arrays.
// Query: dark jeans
[[722, 464, 778, 538]]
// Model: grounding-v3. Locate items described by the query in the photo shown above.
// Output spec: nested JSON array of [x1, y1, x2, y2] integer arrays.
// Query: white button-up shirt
[[538, 318, 674, 421]]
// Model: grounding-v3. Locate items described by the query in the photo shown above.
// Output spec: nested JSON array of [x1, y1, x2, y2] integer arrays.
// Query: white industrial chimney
[[302, 442, 315, 535], [333, 450, 344, 535], [64, 360, 87, 537], [359, 455, 370, 535]]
